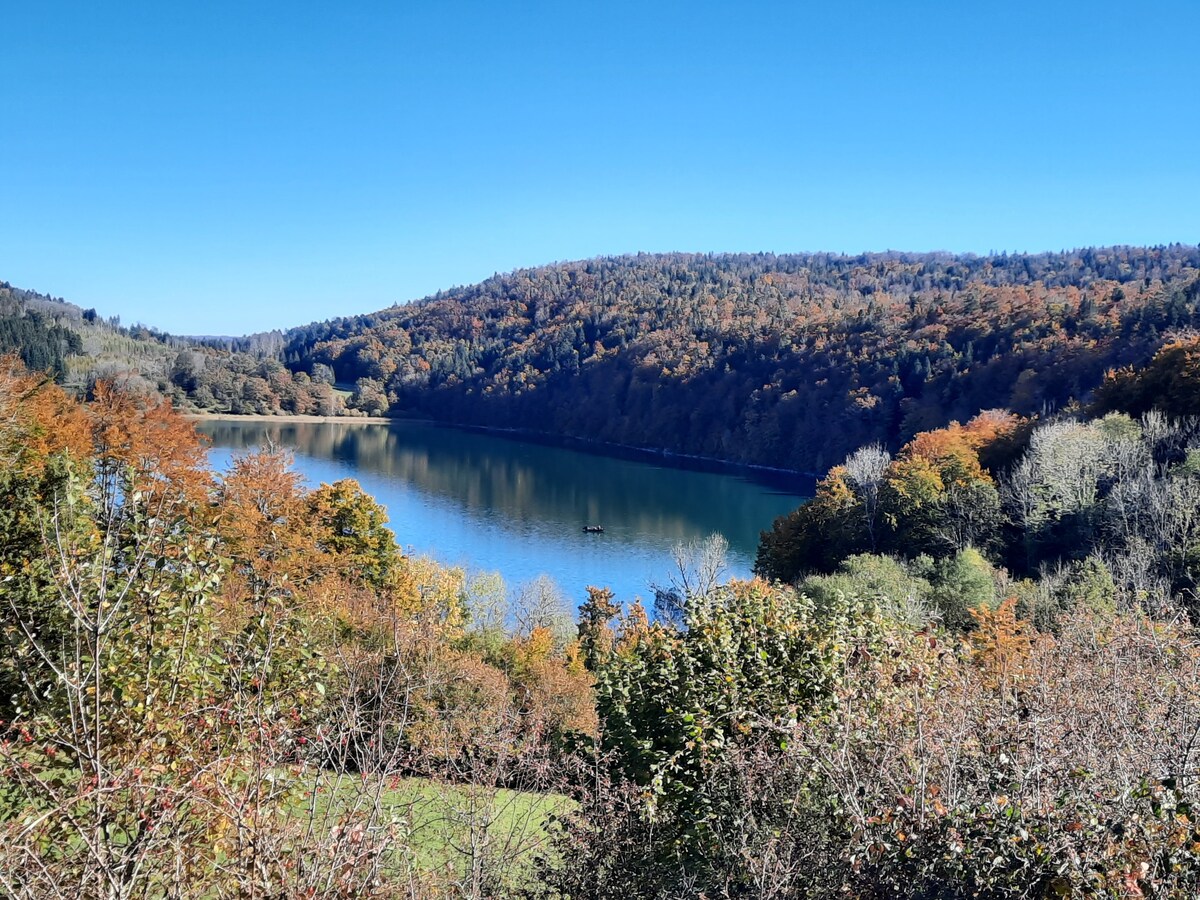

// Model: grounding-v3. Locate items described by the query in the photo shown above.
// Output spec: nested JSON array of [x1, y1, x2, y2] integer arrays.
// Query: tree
[[307, 478, 402, 591], [844, 443, 890, 550], [592, 578, 860, 882], [651, 532, 729, 623], [882, 421, 1002, 557], [511, 574, 575, 650], [756, 466, 863, 581], [924, 547, 997, 631], [798, 553, 934, 626]]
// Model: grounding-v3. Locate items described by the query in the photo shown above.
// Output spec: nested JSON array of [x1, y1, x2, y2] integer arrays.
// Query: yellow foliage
[[968, 598, 1037, 693]]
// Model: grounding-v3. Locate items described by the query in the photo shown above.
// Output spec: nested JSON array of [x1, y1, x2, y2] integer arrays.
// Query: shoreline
[[182, 410, 816, 485], [452, 421, 817, 481], [183, 412, 395, 425]]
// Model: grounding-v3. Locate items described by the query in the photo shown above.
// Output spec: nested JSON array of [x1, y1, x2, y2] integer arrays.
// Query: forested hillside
[[0, 283, 88, 378], [0, 282, 347, 414], [9, 245, 1200, 471], [284, 245, 1200, 472]]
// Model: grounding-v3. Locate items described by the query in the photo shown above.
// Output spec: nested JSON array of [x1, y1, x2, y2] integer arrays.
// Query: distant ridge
[[6, 245, 1200, 473], [279, 246, 1200, 471]]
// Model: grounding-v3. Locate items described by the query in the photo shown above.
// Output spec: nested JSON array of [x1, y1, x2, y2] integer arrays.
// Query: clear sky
[[2, 0, 1197, 334]]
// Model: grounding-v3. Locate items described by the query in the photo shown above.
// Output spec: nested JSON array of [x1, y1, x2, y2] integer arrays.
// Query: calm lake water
[[198, 420, 811, 606]]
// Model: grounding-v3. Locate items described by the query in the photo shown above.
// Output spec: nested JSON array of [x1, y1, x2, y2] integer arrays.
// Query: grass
[[1, 755, 570, 894], [302, 770, 572, 889]]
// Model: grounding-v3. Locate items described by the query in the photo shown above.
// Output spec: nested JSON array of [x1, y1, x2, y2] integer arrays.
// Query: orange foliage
[[1096, 335, 1200, 417], [507, 628, 598, 738], [906, 417, 1009, 464], [88, 380, 212, 509], [0, 354, 91, 474], [967, 598, 1037, 694], [215, 448, 323, 600], [901, 411, 1021, 487]]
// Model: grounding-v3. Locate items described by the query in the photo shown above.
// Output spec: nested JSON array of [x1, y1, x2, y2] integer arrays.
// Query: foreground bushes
[[0, 357, 590, 898], [7, 352, 1200, 897], [544, 585, 1200, 899]]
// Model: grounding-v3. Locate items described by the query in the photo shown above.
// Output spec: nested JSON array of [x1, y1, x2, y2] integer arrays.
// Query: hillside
[[8, 245, 1200, 473], [0, 282, 347, 415], [283, 246, 1200, 472]]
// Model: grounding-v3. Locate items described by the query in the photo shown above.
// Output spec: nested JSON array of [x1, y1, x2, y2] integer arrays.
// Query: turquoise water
[[199, 419, 810, 607]]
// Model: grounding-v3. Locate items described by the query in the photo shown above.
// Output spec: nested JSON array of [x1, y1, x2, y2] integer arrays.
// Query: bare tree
[[511, 574, 575, 648], [844, 444, 891, 551], [652, 533, 729, 624]]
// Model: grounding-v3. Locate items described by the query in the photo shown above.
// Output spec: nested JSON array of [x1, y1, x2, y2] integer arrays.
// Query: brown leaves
[[968, 598, 1037, 693], [215, 447, 319, 599], [89, 379, 213, 509], [0, 354, 91, 473]]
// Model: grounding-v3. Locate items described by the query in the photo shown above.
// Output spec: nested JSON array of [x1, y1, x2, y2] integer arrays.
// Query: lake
[[198, 419, 811, 607]]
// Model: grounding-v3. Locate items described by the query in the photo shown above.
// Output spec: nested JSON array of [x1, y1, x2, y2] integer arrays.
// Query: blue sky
[[2, 0, 1197, 334]]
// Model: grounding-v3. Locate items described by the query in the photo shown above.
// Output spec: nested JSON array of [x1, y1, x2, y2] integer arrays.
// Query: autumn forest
[[6, 245, 1200, 898]]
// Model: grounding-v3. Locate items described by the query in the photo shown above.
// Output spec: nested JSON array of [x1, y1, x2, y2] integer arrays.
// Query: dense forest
[[7, 339, 1200, 897], [8, 245, 1200, 472], [285, 245, 1200, 472]]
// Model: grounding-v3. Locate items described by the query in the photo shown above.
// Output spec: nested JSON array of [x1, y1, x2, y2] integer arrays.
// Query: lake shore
[[450, 422, 818, 481], [186, 411, 816, 482], [184, 412, 395, 425]]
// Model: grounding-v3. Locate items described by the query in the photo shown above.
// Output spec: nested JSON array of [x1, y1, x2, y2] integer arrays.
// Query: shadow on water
[[199, 419, 811, 603]]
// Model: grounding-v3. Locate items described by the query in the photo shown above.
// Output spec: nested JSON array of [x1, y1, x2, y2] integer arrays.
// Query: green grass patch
[[303, 772, 572, 889]]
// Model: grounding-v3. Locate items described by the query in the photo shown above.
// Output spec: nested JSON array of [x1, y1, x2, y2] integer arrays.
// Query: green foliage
[[307, 477, 402, 590], [0, 308, 81, 378], [592, 580, 871, 876], [554, 588, 1200, 900], [1013, 555, 1118, 631], [921, 546, 998, 631], [0, 457, 85, 718], [793, 549, 996, 633], [798, 552, 934, 626]]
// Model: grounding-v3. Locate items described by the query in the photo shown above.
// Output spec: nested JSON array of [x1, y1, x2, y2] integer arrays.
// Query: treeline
[[285, 245, 1200, 471], [0, 281, 363, 416], [0, 280, 188, 395], [11, 245, 1200, 457], [164, 347, 349, 415]]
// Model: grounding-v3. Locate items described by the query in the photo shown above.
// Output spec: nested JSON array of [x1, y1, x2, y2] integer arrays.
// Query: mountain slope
[[284, 246, 1200, 472]]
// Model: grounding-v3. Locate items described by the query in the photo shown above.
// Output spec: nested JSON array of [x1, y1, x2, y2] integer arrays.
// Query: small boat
[[582, 525, 605, 534]]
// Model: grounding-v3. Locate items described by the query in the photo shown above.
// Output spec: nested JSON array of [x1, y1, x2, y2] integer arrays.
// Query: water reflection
[[199, 420, 810, 604]]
